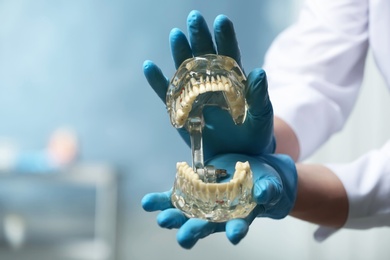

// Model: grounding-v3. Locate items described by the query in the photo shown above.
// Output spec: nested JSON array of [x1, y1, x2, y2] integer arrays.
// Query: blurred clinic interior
[[0, 0, 389, 260]]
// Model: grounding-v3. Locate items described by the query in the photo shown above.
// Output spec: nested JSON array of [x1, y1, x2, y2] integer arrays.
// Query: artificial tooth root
[[174, 75, 244, 126]]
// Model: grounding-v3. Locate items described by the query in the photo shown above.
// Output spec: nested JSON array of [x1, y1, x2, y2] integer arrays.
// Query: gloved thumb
[[253, 175, 282, 208], [245, 68, 273, 119]]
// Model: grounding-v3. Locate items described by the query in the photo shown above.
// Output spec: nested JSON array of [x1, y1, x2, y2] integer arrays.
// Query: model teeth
[[171, 160, 256, 222], [175, 161, 252, 202], [173, 75, 245, 127]]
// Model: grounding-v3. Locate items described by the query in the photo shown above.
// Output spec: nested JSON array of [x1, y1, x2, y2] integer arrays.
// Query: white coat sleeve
[[264, 0, 369, 160], [314, 140, 390, 241]]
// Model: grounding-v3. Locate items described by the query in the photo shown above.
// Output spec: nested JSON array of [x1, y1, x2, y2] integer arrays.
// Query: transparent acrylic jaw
[[167, 54, 247, 129], [171, 161, 256, 222], [166, 54, 256, 222], [167, 54, 247, 173]]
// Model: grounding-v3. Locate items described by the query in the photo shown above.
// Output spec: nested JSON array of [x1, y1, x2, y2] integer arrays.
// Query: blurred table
[[0, 163, 118, 260]]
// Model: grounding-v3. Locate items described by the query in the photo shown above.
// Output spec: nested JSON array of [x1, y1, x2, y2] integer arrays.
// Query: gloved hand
[[142, 153, 297, 249], [143, 10, 275, 160]]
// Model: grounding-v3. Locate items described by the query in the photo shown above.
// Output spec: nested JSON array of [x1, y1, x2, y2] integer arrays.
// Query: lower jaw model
[[171, 161, 256, 222], [167, 54, 256, 222]]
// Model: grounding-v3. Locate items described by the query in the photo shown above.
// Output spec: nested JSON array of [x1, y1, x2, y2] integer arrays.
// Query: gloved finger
[[253, 175, 283, 206], [141, 190, 173, 212], [245, 68, 272, 119], [213, 14, 242, 68], [187, 10, 216, 57], [225, 218, 249, 245], [176, 218, 220, 249], [170, 28, 192, 69], [157, 208, 188, 229], [143, 60, 170, 103]]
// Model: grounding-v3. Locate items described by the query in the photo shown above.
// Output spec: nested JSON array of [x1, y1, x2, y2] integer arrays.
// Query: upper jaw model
[[167, 54, 256, 222], [167, 54, 247, 129]]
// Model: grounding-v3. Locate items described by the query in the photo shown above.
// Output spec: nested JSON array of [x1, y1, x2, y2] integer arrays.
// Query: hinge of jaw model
[[167, 54, 256, 222]]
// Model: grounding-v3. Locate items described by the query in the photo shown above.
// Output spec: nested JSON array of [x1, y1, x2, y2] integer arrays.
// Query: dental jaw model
[[167, 54, 256, 222]]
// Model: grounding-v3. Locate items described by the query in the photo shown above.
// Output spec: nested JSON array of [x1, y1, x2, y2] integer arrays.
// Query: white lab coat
[[263, 0, 390, 238]]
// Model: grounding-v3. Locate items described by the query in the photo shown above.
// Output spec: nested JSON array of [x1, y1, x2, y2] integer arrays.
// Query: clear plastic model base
[[171, 161, 256, 222], [167, 54, 255, 222]]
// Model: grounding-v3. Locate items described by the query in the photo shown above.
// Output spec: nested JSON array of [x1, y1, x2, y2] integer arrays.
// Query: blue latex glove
[[142, 153, 297, 249], [143, 10, 275, 160]]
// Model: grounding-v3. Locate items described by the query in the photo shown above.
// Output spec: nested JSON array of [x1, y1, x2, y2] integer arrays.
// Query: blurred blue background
[[0, 1, 297, 259], [0, 0, 294, 197], [1, 0, 390, 260]]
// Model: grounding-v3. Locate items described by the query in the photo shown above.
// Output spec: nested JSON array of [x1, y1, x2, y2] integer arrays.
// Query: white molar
[[174, 74, 242, 126], [175, 161, 252, 203]]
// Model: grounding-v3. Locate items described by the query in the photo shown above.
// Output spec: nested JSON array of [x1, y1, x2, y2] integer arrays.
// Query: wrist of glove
[[142, 153, 297, 249]]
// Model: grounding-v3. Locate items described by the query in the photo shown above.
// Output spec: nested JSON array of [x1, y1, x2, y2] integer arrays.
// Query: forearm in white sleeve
[[264, 0, 369, 160], [314, 140, 390, 241]]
